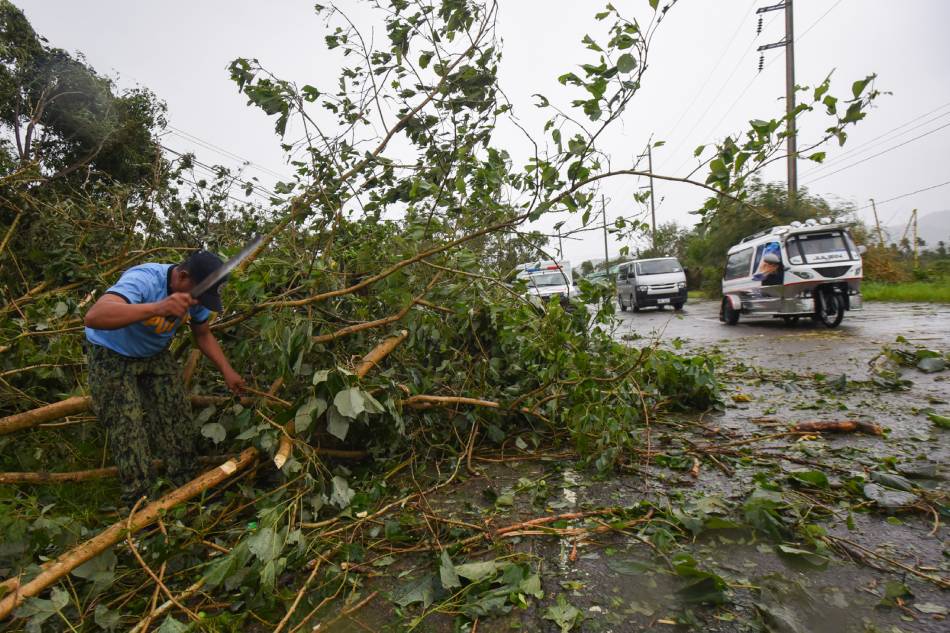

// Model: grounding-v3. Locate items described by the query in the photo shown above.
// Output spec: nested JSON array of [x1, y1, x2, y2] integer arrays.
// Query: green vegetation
[[0, 1, 905, 631], [862, 280, 950, 303]]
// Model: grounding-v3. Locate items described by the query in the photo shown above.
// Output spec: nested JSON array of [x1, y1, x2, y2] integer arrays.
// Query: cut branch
[[0, 448, 259, 621]]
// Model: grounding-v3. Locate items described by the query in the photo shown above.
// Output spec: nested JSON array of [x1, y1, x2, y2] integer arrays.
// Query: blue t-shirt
[[85, 263, 210, 358]]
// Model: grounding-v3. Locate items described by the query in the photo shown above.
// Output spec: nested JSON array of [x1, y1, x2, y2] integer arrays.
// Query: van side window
[[724, 248, 753, 280]]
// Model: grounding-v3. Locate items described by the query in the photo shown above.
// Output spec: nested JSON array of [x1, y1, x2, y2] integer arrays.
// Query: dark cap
[[182, 250, 226, 312]]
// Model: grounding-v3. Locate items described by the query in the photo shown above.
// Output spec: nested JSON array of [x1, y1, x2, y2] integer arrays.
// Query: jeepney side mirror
[[858, 244, 868, 255]]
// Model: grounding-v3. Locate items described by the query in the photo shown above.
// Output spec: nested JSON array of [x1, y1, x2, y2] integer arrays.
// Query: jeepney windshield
[[636, 259, 682, 275], [786, 231, 855, 264]]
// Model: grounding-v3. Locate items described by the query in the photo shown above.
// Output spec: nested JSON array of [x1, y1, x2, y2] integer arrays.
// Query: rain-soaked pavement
[[319, 301, 949, 633]]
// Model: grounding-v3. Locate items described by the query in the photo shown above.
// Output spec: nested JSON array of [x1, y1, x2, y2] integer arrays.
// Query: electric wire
[[166, 125, 290, 181], [799, 102, 950, 177], [856, 179, 950, 211], [655, 0, 757, 160], [670, 0, 845, 177], [800, 120, 950, 185], [161, 144, 279, 203]]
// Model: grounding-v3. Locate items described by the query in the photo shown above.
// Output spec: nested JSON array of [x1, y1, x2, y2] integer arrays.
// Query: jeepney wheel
[[720, 298, 739, 325], [618, 295, 628, 312], [631, 295, 641, 312], [816, 290, 844, 328], [782, 316, 799, 325], [673, 303, 684, 311]]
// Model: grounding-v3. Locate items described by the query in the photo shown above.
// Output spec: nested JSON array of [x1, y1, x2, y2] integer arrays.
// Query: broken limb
[[0, 448, 259, 621], [791, 420, 883, 436]]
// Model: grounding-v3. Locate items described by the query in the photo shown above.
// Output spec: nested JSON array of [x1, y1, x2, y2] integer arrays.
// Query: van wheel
[[631, 295, 641, 312], [720, 298, 739, 325], [618, 295, 627, 312], [673, 303, 684, 311]]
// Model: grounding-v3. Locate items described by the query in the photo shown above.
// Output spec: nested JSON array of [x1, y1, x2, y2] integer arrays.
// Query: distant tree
[[580, 260, 594, 275], [0, 0, 166, 185], [638, 221, 689, 260], [937, 241, 947, 257]]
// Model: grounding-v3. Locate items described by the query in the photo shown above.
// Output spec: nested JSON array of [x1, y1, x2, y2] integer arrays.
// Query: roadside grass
[[862, 280, 950, 303], [687, 290, 706, 300]]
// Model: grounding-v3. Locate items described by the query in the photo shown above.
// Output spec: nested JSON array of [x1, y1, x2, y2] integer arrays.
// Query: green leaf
[[334, 387, 367, 418], [776, 544, 829, 569], [807, 151, 826, 163], [851, 77, 870, 98], [544, 595, 582, 632], [418, 51, 433, 69], [393, 575, 435, 608], [94, 604, 121, 631], [156, 616, 188, 633], [330, 475, 355, 508], [693, 144, 705, 157], [294, 396, 326, 433], [915, 602, 949, 615], [789, 470, 829, 488], [454, 560, 500, 582], [201, 422, 227, 445], [312, 369, 331, 385], [617, 53, 637, 74], [439, 550, 461, 589], [326, 406, 350, 441], [649, 0, 660, 9], [927, 411, 950, 428], [247, 527, 282, 563]]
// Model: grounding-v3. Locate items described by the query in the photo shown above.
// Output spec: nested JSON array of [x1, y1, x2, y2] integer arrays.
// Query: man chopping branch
[[84, 250, 246, 504]]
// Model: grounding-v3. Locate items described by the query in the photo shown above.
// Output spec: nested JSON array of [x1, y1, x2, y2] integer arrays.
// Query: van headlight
[[637, 285, 648, 291], [677, 281, 686, 289], [854, 266, 862, 276], [793, 270, 814, 279]]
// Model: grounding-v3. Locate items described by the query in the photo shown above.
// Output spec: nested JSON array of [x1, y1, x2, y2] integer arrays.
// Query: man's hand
[[155, 292, 197, 319], [223, 370, 246, 395]]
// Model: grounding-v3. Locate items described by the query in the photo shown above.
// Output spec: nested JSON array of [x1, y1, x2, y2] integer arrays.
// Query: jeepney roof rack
[[739, 226, 784, 244]]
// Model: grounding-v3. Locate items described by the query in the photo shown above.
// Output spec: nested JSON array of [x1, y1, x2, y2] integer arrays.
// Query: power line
[[166, 125, 290, 181], [856, 179, 950, 211], [658, 11, 780, 173], [800, 120, 950, 185], [161, 144, 279, 202], [672, 0, 845, 177], [655, 0, 757, 155], [800, 103, 950, 177]]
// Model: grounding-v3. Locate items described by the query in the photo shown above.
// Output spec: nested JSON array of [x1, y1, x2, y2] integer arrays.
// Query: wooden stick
[[401, 394, 550, 422], [181, 349, 201, 389], [0, 448, 258, 620], [0, 394, 272, 436], [0, 395, 91, 435], [127, 579, 205, 633], [791, 420, 883, 436]]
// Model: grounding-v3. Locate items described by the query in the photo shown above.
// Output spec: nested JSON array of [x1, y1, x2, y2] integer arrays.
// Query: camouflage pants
[[87, 344, 198, 504]]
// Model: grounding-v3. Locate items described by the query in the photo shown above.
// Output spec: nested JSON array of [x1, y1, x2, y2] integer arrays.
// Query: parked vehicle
[[616, 257, 688, 312], [514, 260, 573, 306], [720, 218, 865, 328]]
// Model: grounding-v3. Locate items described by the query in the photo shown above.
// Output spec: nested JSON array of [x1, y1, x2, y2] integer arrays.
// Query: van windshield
[[786, 231, 854, 264], [524, 272, 569, 287], [636, 259, 682, 275]]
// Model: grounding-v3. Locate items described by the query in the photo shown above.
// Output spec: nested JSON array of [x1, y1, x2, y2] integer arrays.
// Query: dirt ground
[[318, 300, 949, 633]]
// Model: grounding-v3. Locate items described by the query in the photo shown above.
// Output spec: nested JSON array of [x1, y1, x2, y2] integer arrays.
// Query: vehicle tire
[[631, 295, 641, 312], [816, 289, 844, 328], [673, 303, 684, 311], [657, 304, 665, 310], [720, 298, 739, 325], [782, 316, 799, 325], [618, 295, 627, 312]]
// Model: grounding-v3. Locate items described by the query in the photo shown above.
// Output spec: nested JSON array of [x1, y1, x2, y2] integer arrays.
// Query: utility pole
[[869, 198, 885, 247], [557, 231, 564, 261], [757, 1, 796, 206], [647, 144, 657, 248], [636, 137, 657, 249], [912, 208, 919, 270], [601, 195, 609, 273]]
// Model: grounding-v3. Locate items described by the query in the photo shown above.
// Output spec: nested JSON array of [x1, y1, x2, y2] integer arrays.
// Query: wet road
[[615, 298, 950, 374]]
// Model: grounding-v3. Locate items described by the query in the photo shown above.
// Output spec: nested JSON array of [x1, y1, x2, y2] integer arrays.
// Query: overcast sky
[[17, 0, 950, 264]]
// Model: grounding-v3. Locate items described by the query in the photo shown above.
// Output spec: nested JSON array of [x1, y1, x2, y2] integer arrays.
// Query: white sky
[[17, 0, 950, 264]]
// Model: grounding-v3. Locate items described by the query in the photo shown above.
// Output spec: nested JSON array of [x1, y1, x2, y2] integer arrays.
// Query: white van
[[720, 218, 864, 328], [514, 260, 573, 305], [616, 257, 688, 312]]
